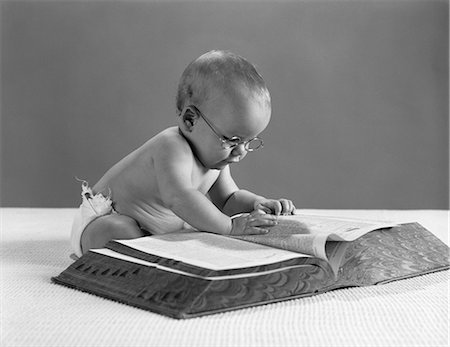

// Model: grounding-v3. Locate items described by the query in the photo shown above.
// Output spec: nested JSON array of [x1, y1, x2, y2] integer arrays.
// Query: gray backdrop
[[2, 0, 448, 208]]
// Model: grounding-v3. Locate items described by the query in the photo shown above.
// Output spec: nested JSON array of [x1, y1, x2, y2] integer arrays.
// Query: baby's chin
[[210, 163, 229, 170], [210, 159, 237, 170]]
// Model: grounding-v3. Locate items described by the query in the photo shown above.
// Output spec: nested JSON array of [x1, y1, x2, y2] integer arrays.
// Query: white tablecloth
[[1, 208, 449, 347]]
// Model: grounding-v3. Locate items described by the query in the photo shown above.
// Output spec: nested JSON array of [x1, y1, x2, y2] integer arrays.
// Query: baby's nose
[[231, 143, 247, 158]]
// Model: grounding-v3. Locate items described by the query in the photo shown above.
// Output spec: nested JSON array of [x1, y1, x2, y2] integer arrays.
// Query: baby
[[71, 50, 295, 257]]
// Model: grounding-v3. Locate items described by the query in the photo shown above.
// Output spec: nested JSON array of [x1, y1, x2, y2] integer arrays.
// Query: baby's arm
[[208, 166, 262, 216], [209, 166, 295, 216], [154, 138, 276, 235]]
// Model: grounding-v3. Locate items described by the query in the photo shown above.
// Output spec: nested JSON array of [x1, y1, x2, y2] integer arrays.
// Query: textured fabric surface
[[1, 208, 449, 347]]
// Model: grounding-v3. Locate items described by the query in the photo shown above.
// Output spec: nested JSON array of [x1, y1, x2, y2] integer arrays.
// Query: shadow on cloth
[[322, 270, 449, 302]]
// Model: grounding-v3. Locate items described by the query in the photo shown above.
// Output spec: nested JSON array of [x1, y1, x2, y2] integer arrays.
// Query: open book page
[[234, 232, 329, 260], [233, 214, 397, 260], [108, 231, 309, 271], [294, 214, 397, 241], [325, 241, 352, 276]]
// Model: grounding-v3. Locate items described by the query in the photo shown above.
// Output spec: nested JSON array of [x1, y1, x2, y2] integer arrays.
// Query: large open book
[[52, 214, 449, 319]]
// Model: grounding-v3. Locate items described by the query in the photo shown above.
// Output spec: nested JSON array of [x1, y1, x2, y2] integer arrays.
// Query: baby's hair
[[176, 50, 271, 113]]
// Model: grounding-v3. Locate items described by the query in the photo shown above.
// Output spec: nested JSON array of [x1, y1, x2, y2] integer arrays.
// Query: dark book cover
[[52, 223, 449, 319]]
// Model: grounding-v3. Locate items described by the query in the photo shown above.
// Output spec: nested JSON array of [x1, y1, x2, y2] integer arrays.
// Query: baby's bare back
[[92, 127, 218, 234]]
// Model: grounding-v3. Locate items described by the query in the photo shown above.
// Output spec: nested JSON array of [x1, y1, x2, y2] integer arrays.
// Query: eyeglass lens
[[223, 138, 263, 151]]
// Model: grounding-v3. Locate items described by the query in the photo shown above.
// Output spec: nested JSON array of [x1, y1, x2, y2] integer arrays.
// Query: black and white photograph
[[1, 0, 449, 346]]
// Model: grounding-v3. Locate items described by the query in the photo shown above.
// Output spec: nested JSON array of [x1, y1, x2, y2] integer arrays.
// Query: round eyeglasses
[[184, 105, 264, 152]]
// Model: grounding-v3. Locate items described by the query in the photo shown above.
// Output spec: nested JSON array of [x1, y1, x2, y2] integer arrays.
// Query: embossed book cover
[[52, 218, 450, 319]]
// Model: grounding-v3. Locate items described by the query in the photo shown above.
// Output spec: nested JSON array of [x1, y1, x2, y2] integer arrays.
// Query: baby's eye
[[227, 137, 242, 144], [224, 137, 242, 148]]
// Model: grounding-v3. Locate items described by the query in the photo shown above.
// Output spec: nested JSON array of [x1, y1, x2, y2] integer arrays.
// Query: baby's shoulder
[[151, 127, 188, 148], [144, 126, 193, 159]]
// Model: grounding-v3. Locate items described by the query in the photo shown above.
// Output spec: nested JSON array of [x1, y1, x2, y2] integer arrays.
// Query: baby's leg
[[80, 214, 147, 254]]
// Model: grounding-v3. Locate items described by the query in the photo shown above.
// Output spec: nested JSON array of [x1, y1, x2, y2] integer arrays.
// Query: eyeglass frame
[[182, 104, 264, 152]]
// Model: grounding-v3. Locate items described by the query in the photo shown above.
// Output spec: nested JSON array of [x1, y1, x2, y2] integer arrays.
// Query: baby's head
[[176, 50, 271, 114], [176, 50, 272, 169]]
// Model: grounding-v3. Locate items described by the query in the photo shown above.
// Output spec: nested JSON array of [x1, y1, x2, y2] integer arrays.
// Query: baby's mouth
[[227, 157, 241, 164]]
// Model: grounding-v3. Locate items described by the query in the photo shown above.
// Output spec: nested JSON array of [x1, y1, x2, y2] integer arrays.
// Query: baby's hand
[[230, 210, 278, 235], [254, 198, 296, 216]]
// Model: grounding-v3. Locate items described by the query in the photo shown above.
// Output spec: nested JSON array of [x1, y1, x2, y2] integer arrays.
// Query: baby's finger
[[287, 200, 297, 215], [281, 199, 295, 215], [254, 204, 271, 214], [248, 214, 278, 227], [270, 200, 282, 215], [278, 199, 289, 214], [290, 202, 296, 214], [245, 226, 270, 235], [287, 201, 294, 214]]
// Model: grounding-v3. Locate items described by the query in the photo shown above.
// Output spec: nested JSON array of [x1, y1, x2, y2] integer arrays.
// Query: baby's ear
[[181, 107, 199, 132]]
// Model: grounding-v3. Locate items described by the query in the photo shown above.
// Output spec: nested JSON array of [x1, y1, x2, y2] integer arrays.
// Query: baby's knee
[[81, 214, 145, 254], [101, 214, 143, 236]]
